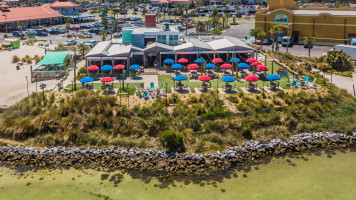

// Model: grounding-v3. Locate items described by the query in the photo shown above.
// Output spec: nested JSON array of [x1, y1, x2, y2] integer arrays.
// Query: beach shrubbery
[[161, 130, 184, 152], [12, 55, 20, 63]]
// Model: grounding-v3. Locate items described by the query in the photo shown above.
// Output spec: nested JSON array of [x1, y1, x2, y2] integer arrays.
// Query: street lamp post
[[25, 76, 29, 99], [39, 83, 46, 104], [286, 25, 290, 54], [2, 14, 7, 37]]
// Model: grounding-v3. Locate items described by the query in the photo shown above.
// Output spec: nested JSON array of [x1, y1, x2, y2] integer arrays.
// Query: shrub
[[26, 58, 32, 64], [242, 122, 252, 139], [230, 22, 239, 25], [160, 130, 183, 151], [12, 55, 20, 63]]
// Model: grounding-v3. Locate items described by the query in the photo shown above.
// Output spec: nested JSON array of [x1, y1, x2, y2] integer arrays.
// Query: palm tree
[[221, 16, 226, 28], [17, 21, 26, 39], [65, 17, 73, 37], [224, 13, 230, 26], [257, 31, 266, 50], [99, 31, 108, 41], [77, 13, 81, 29], [235, 6, 240, 18], [162, 8, 167, 19], [270, 26, 283, 52], [211, 16, 220, 29], [196, 21, 204, 33], [305, 36, 314, 58], [183, 20, 189, 35], [249, 27, 263, 43], [77, 43, 90, 59], [101, 17, 108, 28], [204, 20, 212, 32], [112, 18, 119, 33]]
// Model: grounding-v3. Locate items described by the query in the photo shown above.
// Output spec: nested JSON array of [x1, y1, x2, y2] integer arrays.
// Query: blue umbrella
[[266, 74, 281, 81], [221, 76, 236, 82], [230, 58, 241, 63], [205, 63, 216, 69], [164, 59, 175, 64], [172, 63, 183, 69], [130, 64, 141, 70], [173, 75, 187, 81], [101, 65, 113, 71], [238, 63, 249, 69], [80, 77, 94, 83], [194, 58, 205, 63]]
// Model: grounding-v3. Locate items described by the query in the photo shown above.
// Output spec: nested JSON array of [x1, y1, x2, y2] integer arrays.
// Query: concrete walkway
[[325, 73, 356, 96]]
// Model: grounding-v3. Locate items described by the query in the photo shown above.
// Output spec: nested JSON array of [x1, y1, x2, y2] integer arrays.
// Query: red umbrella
[[244, 75, 259, 82], [178, 58, 189, 64], [257, 65, 269, 71], [250, 62, 262, 66], [187, 64, 199, 70], [114, 64, 125, 70], [198, 75, 212, 81], [212, 58, 223, 64], [221, 64, 232, 69], [88, 65, 99, 71], [246, 58, 257, 63], [100, 77, 114, 82]]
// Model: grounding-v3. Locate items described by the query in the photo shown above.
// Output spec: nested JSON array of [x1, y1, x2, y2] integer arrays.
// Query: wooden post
[[353, 84, 355, 97], [264, 55, 267, 65], [272, 60, 274, 74]]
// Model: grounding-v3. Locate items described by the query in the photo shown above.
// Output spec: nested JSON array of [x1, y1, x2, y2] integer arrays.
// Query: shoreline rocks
[[0, 131, 355, 174]]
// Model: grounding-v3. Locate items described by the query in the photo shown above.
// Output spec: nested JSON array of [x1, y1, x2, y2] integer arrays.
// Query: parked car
[[35, 30, 48, 36], [113, 32, 122, 38], [282, 36, 293, 47], [48, 29, 59, 34], [83, 40, 97, 47], [263, 39, 273, 45], [63, 40, 77, 46], [304, 43, 313, 49], [58, 29, 68, 34], [12, 31, 24, 37]]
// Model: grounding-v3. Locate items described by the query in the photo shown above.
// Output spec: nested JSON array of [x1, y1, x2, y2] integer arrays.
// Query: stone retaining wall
[[0, 132, 355, 174]]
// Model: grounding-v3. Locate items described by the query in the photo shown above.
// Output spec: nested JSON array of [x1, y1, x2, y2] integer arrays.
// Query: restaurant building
[[255, 0, 356, 44]]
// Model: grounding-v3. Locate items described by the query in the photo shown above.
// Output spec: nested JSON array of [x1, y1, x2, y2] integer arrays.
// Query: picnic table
[[207, 70, 216, 79], [225, 84, 233, 92], [248, 83, 257, 91], [201, 83, 208, 92], [176, 82, 185, 91], [269, 81, 279, 90]]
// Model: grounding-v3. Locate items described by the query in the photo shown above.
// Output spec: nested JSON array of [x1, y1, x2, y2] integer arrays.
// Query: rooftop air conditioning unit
[[124, 41, 130, 46]]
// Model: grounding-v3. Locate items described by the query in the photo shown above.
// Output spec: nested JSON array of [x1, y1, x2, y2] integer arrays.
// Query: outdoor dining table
[[207, 70, 215, 79], [201, 83, 208, 92], [176, 83, 185, 91], [270, 81, 278, 90], [248, 83, 257, 91], [225, 84, 233, 92]]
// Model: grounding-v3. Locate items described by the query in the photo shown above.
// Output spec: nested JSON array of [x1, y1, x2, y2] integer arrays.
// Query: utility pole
[[165, 83, 168, 107], [127, 83, 129, 107], [2, 14, 7, 37], [74, 48, 77, 91], [25, 76, 29, 99]]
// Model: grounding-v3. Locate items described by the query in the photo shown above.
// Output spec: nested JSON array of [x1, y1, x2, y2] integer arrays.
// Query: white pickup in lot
[[334, 45, 356, 60]]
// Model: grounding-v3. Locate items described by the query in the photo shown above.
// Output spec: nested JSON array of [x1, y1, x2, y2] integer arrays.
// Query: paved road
[[261, 44, 332, 58]]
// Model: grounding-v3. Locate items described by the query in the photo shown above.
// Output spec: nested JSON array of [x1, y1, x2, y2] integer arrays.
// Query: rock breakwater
[[0, 132, 355, 174]]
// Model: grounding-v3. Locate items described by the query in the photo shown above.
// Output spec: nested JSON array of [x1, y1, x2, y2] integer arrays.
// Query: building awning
[[36, 51, 71, 65], [66, 14, 95, 19]]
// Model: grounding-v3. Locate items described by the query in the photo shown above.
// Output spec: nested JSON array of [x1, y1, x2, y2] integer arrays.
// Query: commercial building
[[0, 3, 63, 30], [85, 35, 254, 72], [255, 0, 356, 44], [122, 14, 181, 48]]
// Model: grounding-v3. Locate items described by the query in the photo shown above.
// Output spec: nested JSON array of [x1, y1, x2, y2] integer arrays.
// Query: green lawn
[[65, 82, 143, 95], [158, 60, 290, 93]]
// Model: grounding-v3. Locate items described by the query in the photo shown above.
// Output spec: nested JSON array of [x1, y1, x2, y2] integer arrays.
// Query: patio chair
[[143, 91, 149, 100], [289, 75, 294, 84], [308, 81, 317, 89], [292, 80, 299, 88], [150, 82, 155, 90], [135, 86, 139, 96], [303, 76, 309, 83], [160, 88, 167, 97]]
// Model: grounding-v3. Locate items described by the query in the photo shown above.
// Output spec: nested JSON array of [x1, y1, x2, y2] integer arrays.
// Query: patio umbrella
[[212, 58, 223, 64], [80, 77, 94, 83], [205, 63, 216, 69], [238, 63, 249, 69], [172, 63, 183, 69], [114, 64, 125, 70], [87, 65, 99, 71], [257, 65, 269, 71], [198, 75, 212, 81], [130, 64, 141, 70], [194, 58, 205, 63], [101, 65, 113, 71], [187, 64, 199, 70], [100, 77, 114, 82], [221, 76, 236, 82], [246, 58, 257, 63], [266, 74, 281, 81], [251, 62, 262, 66], [244, 75, 259, 82], [221, 64, 232, 69], [177, 58, 189, 64], [229, 58, 241, 63], [164, 58, 175, 64], [174, 75, 187, 81]]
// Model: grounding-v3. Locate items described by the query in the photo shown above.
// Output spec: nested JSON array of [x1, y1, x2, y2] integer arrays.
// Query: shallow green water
[[0, 149, 355, 200]]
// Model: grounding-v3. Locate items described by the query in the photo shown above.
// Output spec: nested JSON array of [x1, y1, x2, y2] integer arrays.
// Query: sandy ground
[[325, 73, 356, 96], [0, 45, 71, 106]]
